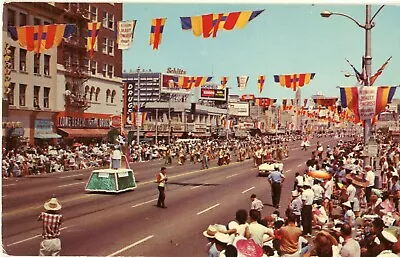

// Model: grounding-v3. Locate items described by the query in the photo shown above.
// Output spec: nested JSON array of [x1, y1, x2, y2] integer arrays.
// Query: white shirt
[[312, 184, 324, 201], [251, 198, 264, 212], [296, 175, 304, 187], [366, 170, 375, 187], [228, 221, 248, 238], [158, 172, 167, 187], [248, 222, 273, 246], [346, 184, 357, 203], [324, 179, 334, 199], [302, 188, 315, 205]]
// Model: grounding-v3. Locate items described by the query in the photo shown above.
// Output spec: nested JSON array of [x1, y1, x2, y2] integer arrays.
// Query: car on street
[[258, 159, 284, 177]]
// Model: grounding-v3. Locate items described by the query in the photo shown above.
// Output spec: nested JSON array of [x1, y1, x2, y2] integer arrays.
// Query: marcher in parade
[[268, 164, 285, 209], [156, 167, 168, 208], [38, 197, 63, 256]]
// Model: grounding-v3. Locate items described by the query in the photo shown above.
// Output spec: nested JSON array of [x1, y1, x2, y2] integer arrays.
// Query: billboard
[[229, 103, 249, 117], [161, 73, 191, 95], [199, 88, 226, 101], [240, 94, 255, 101]]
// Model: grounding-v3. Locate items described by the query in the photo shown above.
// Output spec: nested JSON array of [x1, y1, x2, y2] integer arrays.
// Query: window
[[90, 87, 95, 101], [34, 17, 41, 26], [7, 9, 16, 27], [95, 87, 100, 101], [108, 39, 114, 56], [19, 13, 27, 26], [84, 86, 90, 99], [34, 56, 40, 74], [107, 64, 114, 78], [108, 14, 114, 29], [102, 11, 108, 27], [8, 83, 15, 105], [19, 84, 27, 106], [19, 49, 27, 72], [102, 37, 107, 54], [102, 63, 107, 77], [106, 89, 111, 103], [84, 58, 89, 72], [44, 55, 50, 76], [111, 90, 116, 104], [90, 5, 97, 22], [34, 86, 40, 108], [8, 46, 15, 70], [90, 61, 97, 75], [43, 87, 50, 108]]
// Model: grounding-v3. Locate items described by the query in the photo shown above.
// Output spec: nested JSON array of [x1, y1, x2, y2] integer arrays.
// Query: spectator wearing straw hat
[[377, 231, 398, 257], [203, 225, 220, 257], [38, 197, 63, 256]]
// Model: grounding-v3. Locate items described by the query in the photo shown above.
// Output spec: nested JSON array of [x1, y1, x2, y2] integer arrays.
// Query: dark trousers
[[365, 186, 373, 202], [271, 182, 282, 208], [157, 186, 165, 207], [302, 205, 312, 235]]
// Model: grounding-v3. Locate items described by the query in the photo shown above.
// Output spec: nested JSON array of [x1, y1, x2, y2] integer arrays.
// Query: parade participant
[[202, 150, 209, 169], [340, 223, 360, 257], [301, 180, 314, 237], [111, 145, 121, 169], [156, 167, 168, 208], [38, 197, 63, 256], [250, 194, 264, 212], [268, 165, 285, 209], [278, 212, 302, 257]]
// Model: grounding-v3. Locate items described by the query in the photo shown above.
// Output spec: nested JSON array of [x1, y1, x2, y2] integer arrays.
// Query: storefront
[[34, 119, 61, 146], [2, 121, 25, 150], [56, 112, 112, 144]]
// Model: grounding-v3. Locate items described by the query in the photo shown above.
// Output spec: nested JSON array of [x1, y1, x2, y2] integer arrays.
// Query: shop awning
[[58, 128, 110, 138], [34, 133, 62, 139]]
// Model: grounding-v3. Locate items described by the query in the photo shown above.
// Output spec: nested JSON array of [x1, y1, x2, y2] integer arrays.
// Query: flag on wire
[[370, 56, 392, 86], [150, 18, 166, 50], [8, 24, 75, 54], [237, 76, 249, 91], [273, 73, 315, 91], [220, 76, 229, 89], [180, 9, 264, 38], [117, 20, 136, 50], [87, 22, 102, 58], [258, 75, 265, 94]]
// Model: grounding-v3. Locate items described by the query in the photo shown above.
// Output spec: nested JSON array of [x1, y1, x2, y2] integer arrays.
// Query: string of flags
[[273, 73, 316, 92]]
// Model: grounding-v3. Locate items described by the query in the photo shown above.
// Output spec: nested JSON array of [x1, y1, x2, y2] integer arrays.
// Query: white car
[[258, 160, 284, 177]]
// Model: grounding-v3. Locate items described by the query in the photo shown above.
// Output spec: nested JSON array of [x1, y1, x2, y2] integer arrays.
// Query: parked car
[[258, 159, 284, 177]]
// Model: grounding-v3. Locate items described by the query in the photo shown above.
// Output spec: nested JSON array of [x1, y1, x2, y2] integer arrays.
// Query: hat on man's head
[[291, 191, 299, 197], [381, 230, 398, 244], [342, 201, 352, 208], [203, 225, 218, 238], [215, 232, 231, 244], [43, 197, 62, 211]]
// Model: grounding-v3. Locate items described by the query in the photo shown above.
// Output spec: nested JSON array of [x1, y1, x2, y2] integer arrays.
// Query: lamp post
[[226, 87, 230, 140], [136, 67, 141, 147], [321, 5, 385, 166]]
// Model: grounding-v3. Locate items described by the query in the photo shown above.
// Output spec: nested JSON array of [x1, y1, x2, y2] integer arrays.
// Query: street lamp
[[136, 66, 141, 148], [320, 5, 385, 166]]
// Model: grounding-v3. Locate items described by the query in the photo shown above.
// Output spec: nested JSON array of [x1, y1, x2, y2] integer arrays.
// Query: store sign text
[[58, 116, 110, 128]]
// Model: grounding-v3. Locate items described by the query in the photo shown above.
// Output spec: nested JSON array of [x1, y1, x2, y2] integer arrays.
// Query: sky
[[122, 3, 400, 102]]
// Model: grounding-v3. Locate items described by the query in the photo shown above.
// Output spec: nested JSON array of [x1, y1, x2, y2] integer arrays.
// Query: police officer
[[268, 164, 285, 209]]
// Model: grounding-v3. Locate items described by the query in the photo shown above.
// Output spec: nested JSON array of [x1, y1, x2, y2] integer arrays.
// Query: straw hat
[[291, 190, 299, 197], [381, 230, 398, 244], [43, 197, 62, 211], [202, 225, 218, 238], [215, 232, 231, 244]]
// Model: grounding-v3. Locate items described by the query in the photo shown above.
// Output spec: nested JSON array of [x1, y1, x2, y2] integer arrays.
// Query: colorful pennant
[[174, 76, 211, 89], [345, 58, 364, 85], [87, 22, 102, 58], [255, 98, 276, 107], [150, 18, 167, 50], [180, 10, 264, 38], [8, 24, 75, 54], [273, 73, 315, 91], [237, 76, 249, 91], [220, 76, 229, 89], [117, 20, 136, 50], [258, 75, 265, 94], [370, 56, 392, 86]]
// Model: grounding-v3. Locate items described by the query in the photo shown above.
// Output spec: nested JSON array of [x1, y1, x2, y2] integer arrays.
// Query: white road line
[[227, 173, 238, 178], [197, 203, 220, 215], [60, 174, 83, 179], [132, 198, 157, 208], [57, 182, 85, 188], [242, 186, 255, 194], [190, 185, 202, 190], [106, 235, 154, 257], [297, 164, 303, 168], [2, 184, 16, 187], [7, 227, 68, 246]]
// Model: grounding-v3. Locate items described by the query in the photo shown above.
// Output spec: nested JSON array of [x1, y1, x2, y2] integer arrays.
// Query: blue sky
[[122, 3, 400, 101]]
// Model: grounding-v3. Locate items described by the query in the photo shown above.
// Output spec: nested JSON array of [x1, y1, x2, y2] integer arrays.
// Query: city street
[[2, 136, 343, 256]]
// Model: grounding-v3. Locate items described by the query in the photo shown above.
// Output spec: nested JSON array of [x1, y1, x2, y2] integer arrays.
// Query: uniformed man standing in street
[[156, 167, 168, 208], [268, 165, 285, 209]]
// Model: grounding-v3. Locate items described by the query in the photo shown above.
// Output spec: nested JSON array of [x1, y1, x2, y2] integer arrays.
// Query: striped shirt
[[38, 212, 63, 239]]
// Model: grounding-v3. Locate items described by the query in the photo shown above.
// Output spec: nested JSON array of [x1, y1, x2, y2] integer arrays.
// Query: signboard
[[229, 103, 249, 117], [200, 88, 226, 101], [161, 74, 191, 95], [240, 94, 255, 101], [358, 87, 377, 121], [110, 115, 122, 128], [124, 82, 135, 127], [57, 112, 111, 128]]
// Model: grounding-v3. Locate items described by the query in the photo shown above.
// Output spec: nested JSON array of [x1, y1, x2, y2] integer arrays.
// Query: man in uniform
[[156, 167, 168, 208], [268, 165, 285, 209]]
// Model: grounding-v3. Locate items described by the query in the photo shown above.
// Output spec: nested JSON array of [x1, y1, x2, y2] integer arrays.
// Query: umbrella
[[235, 239, 264, 257], [308, 170, 332, 180], [345, 173, 369, 188]]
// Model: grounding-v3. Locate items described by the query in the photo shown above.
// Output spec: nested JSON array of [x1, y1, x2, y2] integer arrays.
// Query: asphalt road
[[2, 136, 346, 256]]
